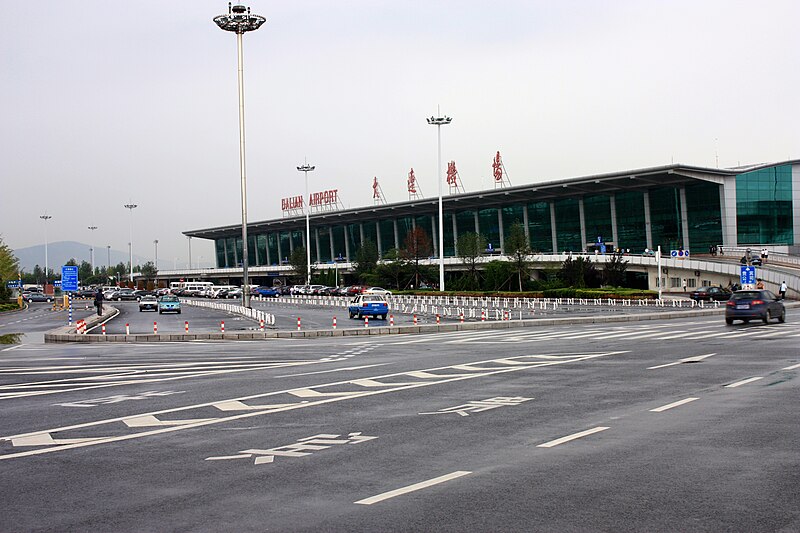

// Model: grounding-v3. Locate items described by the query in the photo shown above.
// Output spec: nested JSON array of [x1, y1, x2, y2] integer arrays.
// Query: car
[[740, 253, 762, 266], [689, 286, 731, 301], [348, 295, 389, 320], [25, 293, 53, 303], [345, 285, 367, 296], [73, 288, 97, 298], [725, 289, 785, 325], [363, 287, 392, 296], [254, 286, 279, 297], [138, 295, 158, 312], [157, 295, 182, 314], [133, 290, 155, 301], [226, 288, 243, 299], [115, 290, 138, 301]]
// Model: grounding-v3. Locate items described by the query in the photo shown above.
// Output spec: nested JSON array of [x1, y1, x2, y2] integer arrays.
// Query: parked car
[[363, 287, 392, 296], [348, 295, 389, 320], [133, 290, 155, 301], [157, 295, 182, 314], [346, 285, 367, 296], [138, 295, 158, 312], [25, 293, 53, 303], [73, 288, 97, 298], [254, 286, 279, 297], [226, 288, 243, 299], [689, 286, 731, 302], [725, 289, 785, 325], [115, 289, 138, 301]]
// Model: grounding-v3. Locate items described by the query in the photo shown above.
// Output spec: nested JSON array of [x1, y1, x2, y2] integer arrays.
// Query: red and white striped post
[[153, 321, 158, 334], [220, 321, 225, 333], [389, 314, 394, 326], [364, 316, 369, 328], [332, 316, 337, 329], [413, 314, 418, 325], [260, 318, 265, 332], [101, 323, 106, 335], [184, 321, 189, 333], [297, 317, 301, 331], [481, 310, 486, 322], [125, 323, 130, 335], [436, 314, 440, 325], [459, 312, 464, 323]]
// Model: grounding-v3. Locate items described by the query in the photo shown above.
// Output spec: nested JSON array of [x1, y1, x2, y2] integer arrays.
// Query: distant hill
[[14, 241, 149, 272]]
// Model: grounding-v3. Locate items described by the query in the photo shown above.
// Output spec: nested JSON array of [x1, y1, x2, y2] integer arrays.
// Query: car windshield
[[161, 296, 179, 302], [731, 291, 762, 300], [141, 296, 157, 301], [363, 296, 386, 302]]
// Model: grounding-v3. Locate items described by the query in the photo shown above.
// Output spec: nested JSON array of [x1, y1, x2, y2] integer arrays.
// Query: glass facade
[[615, 191, 647, 252], [478, 208, 500, 250], [583, 195, 612, 245], [267, 233, 278, 265], [318, 227, 332, 263], [346, 223, 361, 258], [554, 198, 581, 252], [291, 230, 304, 255], [527, 201, 552, 253], [278, 232, 290, 263], [256, 234, 267, 266], [215, 240, 225, 268], [736, 165, 793, 245], [442, 213, 455, 257], [685, 182, 723, 252], [363, 222, 377, 251], [455, 210, 476, 239], [397, 217, 413, 250], [648, 187, 683, 251], [331, 226, 346, 261], [379, 219, 395, 254]]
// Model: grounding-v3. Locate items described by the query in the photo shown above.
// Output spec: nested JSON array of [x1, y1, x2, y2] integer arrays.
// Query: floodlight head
[[214, 3, 266, 34], [426, 115, 452, 126], [297, 164, 315, 172]]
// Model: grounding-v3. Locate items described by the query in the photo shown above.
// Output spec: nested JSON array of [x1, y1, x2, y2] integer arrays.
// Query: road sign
[[6, 280, 21, 288], [670, 249, 690, 258], [61, 266, 79, 292], [740, 266, 756, 286]]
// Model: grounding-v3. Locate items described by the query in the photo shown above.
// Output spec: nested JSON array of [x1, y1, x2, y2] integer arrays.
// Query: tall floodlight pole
[[426, 112, 452, 292], [297, 162, 315, 285], [39, 215, 52, 286], [188, 236, 192, 269], [106, 245, 111, 283], [124, 203, 137, 283], [88, 225, 98, 272], [214, 3, 266, 308], [153, 239, 159, 270]]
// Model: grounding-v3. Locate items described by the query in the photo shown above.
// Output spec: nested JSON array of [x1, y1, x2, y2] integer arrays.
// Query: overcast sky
[[2, 0, 798, 268]]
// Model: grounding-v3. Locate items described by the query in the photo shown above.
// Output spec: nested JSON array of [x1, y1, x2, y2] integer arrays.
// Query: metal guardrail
[[180, 299, 275, 326]]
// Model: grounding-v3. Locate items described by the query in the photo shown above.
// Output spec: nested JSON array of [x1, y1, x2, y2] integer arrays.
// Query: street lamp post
[[88, 225, 98, 272], [297, 162, 315, 285], [39, 215, 52, 287], [153, 239, 159, 287], [214, 3, 266, 308], [124, 203, 137, 283], [188, 236, 192, 270], [426, 112, 452, 292], [106, 245, 111, 283]]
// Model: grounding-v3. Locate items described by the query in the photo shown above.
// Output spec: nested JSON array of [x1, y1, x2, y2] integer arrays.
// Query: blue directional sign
[[740, 266, 756, 286], [6, 280, 21, 288], [61, 265, 79, 292]]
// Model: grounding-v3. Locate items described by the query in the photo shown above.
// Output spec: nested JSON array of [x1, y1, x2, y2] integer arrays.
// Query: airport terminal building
[[185, 160, 800, 274]]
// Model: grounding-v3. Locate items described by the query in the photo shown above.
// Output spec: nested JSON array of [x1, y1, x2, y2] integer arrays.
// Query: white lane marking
[[650, 397, 700, 412], [782, 363, 800, 370], [725, 377, 763, 388], [658, 330, 715, 340], [648, 353, 716, 370], [537, 426, 610, 448], [1, 344, 25, 352], [275, 363, 393, 379], [355, 471, 471, 505]]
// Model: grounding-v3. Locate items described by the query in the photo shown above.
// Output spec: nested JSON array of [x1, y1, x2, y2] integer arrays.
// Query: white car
[[363, 287, 392, 296]]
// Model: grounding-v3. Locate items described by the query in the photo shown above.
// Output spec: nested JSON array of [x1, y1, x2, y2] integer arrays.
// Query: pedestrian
[[756, 278, 765, 290], [718, 244, 724, 256], [94, 288, 104, 316], [779, 281, 787, 299], [682, 278, 687, 293], [764, 249, 769, 264]]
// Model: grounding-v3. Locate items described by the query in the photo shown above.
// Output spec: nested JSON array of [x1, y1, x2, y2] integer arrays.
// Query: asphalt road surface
[[1, 311, 798, 532]]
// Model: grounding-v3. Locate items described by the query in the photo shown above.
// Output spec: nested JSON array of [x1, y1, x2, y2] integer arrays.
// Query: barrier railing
[[180, 299, 275, 326]]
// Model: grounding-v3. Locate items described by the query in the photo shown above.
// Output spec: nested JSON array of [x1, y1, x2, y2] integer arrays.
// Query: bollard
[[185, 321, 189, 333], [332, 316, 337, 329], [297, 317, 301, 331], [126, 323, 130, 335], [153, 322, 158, 334], [413, 314, 418, 325], [221, 321, 225, 333], [364, 316, 369, 328], [436, 314, 440, 325], [389, 314, 394, 326], [260, 318, 265, 332], [481, 310, 486, 322], [102, 323, 106, 335], [459, 312, 464, 323]]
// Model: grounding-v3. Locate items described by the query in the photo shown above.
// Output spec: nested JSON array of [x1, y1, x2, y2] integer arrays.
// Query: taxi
[[157, 295, 182, 314], [348, 295, 389, 320]]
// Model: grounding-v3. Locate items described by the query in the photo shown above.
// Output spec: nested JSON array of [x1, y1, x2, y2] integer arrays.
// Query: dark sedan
[[115, 290, 139, 301], [725, 290, 785, 325], [25, 293, 53, 303], [689, 286, 731, 301]]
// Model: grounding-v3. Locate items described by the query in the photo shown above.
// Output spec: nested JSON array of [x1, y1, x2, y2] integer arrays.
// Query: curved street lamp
[[214, 3, 266, 308], [426, 112, 452, 291], [124, 203, 137, 283], [88, 225, 98, 272]]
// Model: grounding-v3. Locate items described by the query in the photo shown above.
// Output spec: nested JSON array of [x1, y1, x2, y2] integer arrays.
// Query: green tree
[[457, 232, 486, 289], [504, 223, 530, 291], [559, 255, 599, 288], [0, 237, 20, 300], [78, 261, 93, 281], [401, 227, 433, 288], [483, 260, 516, 291], [139, 261, 158, 281], [603, 251, 629, 286], [288, 247, 311, 284], [353, 240, 378, 283]]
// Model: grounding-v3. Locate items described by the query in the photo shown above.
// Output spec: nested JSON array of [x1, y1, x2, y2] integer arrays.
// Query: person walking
[[756, 278, 765, 290], [779, 281, 787, 300], [94, 288, 104, 316]]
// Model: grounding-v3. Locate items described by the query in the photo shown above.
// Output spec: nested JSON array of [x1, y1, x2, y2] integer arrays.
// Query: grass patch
[[0, 333, 22, 344], [0, 302, 21, 312]]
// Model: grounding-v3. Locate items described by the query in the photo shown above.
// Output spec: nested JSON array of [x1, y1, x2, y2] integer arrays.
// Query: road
[[0, 311, 798, 532]]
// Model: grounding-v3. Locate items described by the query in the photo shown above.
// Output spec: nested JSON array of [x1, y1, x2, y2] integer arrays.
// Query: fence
[[181, 298, 275, 326]]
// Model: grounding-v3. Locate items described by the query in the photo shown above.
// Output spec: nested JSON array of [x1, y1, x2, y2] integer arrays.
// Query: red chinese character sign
[[408, 168, 423, 200], [372, 176, 386, 205], [446, 160, 464, 194], [492, 151, 511, 188]]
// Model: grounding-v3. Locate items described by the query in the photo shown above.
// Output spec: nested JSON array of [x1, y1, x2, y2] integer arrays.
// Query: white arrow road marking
[[12, 434, 108, 447], [537, 426, 610, 448], [123, 415, 217, 427], [355, 471, 472, 505], [648, 353, 716, 370], [0, 351, 626, 461], [212, 400, 307, 411]]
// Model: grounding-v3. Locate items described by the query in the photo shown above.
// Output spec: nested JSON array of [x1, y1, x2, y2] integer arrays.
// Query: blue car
[[254, 286, 279, 297], [725, 289, 785, 324], [348, 295, 389, 320], [158, 295, 182, 314]]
